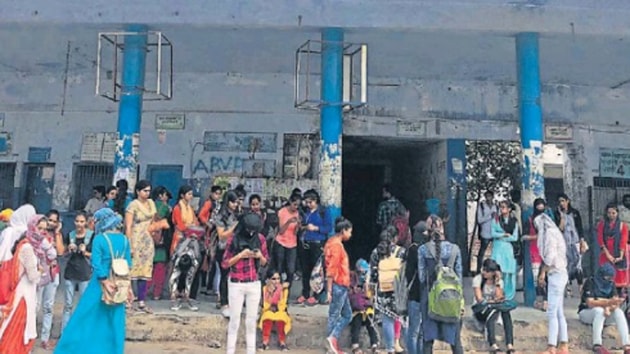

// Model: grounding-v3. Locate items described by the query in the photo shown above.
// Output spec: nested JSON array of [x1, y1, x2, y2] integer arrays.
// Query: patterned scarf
[[26, 214, 47, 260], [264, 283, 283, 306], [178, 200, 195, 226]]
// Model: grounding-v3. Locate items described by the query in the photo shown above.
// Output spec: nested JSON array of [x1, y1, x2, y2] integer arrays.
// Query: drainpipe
[[319, 28, 344, 226], [114, 24, 148, 190], [516, 32, 545, 307]]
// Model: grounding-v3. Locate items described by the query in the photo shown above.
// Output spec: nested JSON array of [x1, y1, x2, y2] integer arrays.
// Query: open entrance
[[342, 136, 445, 264]]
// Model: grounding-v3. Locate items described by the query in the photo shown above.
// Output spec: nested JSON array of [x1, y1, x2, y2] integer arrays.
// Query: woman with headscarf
[[222, 212, 269, 354], [596, 203, 629, 290], [490, 200, 519, 301], [349, 258, 378, 354], [54, 208, 132, 354], [554, 193, 585, 296], [0, 206, 41, 354], [578, 262, 630, 354]]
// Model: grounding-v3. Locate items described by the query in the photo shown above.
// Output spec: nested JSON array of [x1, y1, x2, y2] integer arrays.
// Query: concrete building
[[2, 1, 630, 265]]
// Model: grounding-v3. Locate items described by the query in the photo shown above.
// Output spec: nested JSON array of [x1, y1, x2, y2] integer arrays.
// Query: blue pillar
[[114, 24, 148, 190], [516, 32, 545, 307], [319, 28, 344, 227], [446, 139, 468, 274]]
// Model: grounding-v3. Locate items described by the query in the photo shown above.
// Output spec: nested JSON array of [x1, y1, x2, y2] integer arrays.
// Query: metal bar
[[305, 40, 311, 104], [294, 46, 300, 107], [360, 44, 367, 103], [113, 34, 119, 101], [96, 34, 102, 96], [157, 32, 162, 96], [168, 39, 173, 99]]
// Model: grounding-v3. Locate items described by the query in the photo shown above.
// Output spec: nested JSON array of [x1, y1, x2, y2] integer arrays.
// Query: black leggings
[[350, 314, 378, 346], [300, 242, 323, 298], [486, 311, 514, 346], [272, 243, 297, 285], [216, 249, 229, 307]]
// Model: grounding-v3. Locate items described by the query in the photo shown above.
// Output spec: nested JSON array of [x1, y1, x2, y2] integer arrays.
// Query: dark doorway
[[72, 163, 114, 210], [342, 163, 384, 265], [23, 163, 55, 213], [146, 165, 183, 206]]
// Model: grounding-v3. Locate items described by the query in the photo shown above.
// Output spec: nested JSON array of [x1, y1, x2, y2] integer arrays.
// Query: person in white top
[[534, 202, 569, 354], [476, 191, 498, 274]]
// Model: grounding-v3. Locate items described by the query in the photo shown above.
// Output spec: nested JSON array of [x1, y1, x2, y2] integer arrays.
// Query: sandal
[[352, 348, 364, 354], [490, 344, 500, 353], [137, 303, 154, 314]]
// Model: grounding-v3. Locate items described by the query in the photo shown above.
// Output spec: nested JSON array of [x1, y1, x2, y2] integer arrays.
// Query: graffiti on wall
[[203, 132, 277, 153], [283, 134, 318, 179], [210, 176, 318, 209]]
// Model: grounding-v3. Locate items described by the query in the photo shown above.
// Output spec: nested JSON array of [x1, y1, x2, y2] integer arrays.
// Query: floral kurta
[[127, 199, 156, 279]]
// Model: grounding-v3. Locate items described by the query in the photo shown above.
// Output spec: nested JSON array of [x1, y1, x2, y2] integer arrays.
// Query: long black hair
[[220, 190, 239, 218], [113, 179, 129, 215]]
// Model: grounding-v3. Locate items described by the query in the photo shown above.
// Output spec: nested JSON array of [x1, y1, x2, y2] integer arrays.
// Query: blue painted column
[[319, 28, 344, 226], [114, 24, 148, 190], [446, 139, 468, 273], [516, 32, 545, 307]]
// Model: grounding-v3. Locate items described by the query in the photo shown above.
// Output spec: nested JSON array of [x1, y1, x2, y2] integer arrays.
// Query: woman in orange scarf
[[0, 210, 44, 354]]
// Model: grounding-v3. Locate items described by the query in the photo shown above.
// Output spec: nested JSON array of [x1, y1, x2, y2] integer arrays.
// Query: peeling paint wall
[[521, 140, 545, 209]]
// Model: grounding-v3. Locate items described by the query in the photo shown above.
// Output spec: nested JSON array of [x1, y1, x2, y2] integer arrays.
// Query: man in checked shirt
[[222, 213, 269, 354]]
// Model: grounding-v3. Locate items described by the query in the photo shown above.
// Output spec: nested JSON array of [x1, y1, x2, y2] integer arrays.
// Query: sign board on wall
[[155, 113, 185, 130], [0, 132, 11, 155], [600, 148, 630, 178], [81, 132, 118, 162], [0, 113, 5, 128], [28, 147, 52, 162], [397, 121, 426, 137], [544, 124, 573, 142]]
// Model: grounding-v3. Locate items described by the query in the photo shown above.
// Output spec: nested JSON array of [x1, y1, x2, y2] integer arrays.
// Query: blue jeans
[[547, 271, 568, 346], [36, 273, 59, 342], [406, 300, 423, 354], [327, 283, 352, 339], [381, 314, 396, 352], [62, 279, 89, 332]]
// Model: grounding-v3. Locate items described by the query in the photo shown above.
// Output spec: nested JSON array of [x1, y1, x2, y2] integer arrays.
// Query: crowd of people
[[2, 180, 630, 354]]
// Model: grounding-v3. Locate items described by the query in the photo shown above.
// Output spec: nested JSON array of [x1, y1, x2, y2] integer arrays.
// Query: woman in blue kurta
[[54, 208, 132, 354], [490, 200, 519, 301]]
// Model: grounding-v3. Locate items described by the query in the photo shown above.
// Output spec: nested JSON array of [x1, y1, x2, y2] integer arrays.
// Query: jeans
[[226, 280, 261, 354], [579, 307, 630, 346], [301, 242, 323, 298], [547, 271, 569, 346], [273, 243, 297, 285], [406, 300, 423, 354], [382, 314, 396, 352], [327, 283, 352, 339], [216, 250, 230, 307], [62, 278, 89, 332], [486, 311, 514, 346], [37, 273, 59, 342]]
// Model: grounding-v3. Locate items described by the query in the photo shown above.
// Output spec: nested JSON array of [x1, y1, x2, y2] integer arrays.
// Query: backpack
[[310, 254, 325, 295], [427, 242, 463, 323], [393, 261, 415, 315], [0, 240, 25, 306], [378, 246, 403, 293], [101, 234, 131, 306]]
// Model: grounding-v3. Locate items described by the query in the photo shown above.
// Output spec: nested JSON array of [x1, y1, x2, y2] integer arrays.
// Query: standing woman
[[222, 213, 269, 354], [597, 203, 629, 290], [104, 186, 118, 209], [490, 201, 519, 301], [60, 211, 94, 332], [0, 206, 41, 354], [170, 185, 199, 254], [215, 190, 240, 316], [54, 208, 132, 354], [418, 216, 464, 354], [112, 179, 132, 216], [555, 193, 585, 294], [125, 180, 156, 313]]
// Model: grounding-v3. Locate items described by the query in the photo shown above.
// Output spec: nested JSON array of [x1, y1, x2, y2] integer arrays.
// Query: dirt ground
[[31, 342, 326, 354]]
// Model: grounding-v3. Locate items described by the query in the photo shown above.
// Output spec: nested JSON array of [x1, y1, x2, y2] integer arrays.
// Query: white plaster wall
[[0, 70, 628, 211]]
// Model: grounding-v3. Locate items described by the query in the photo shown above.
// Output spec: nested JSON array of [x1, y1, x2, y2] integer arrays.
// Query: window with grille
[[0, 163, 16, 209], [72, 163, 113, 210]]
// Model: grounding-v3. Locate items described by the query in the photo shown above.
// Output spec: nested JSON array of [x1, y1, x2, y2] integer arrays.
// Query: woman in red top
[[522, 198, 547, 311], [597, 203, 629, 289]]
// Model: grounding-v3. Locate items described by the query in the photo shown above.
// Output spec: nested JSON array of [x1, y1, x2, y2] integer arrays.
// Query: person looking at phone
[[472, 259, 516, 354], [578, 262, 630, 354], [222, 213, 269, 354]]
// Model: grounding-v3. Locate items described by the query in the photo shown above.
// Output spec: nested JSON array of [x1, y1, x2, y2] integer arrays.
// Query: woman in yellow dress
[[259, 271, 291, 351], [125, 180, 156, 313]]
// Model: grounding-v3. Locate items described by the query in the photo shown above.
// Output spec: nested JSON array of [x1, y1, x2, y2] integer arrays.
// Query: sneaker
[[306, 297, 318, 306], [593, 345, 610, 354], [280, 343, 289, 352], [170, 301, 182, 311], [221, 306, 230, 318], [296, 296, 306, 305], [326, 337, 340, 354], [186, 301, 199, 312], [260, 343, 269, 351]]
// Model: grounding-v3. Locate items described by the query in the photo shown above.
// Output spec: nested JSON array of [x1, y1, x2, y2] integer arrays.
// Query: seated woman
[[472, 259, 515, 354], [258, 270, 291, 351], [578, 262, 630, 354]]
